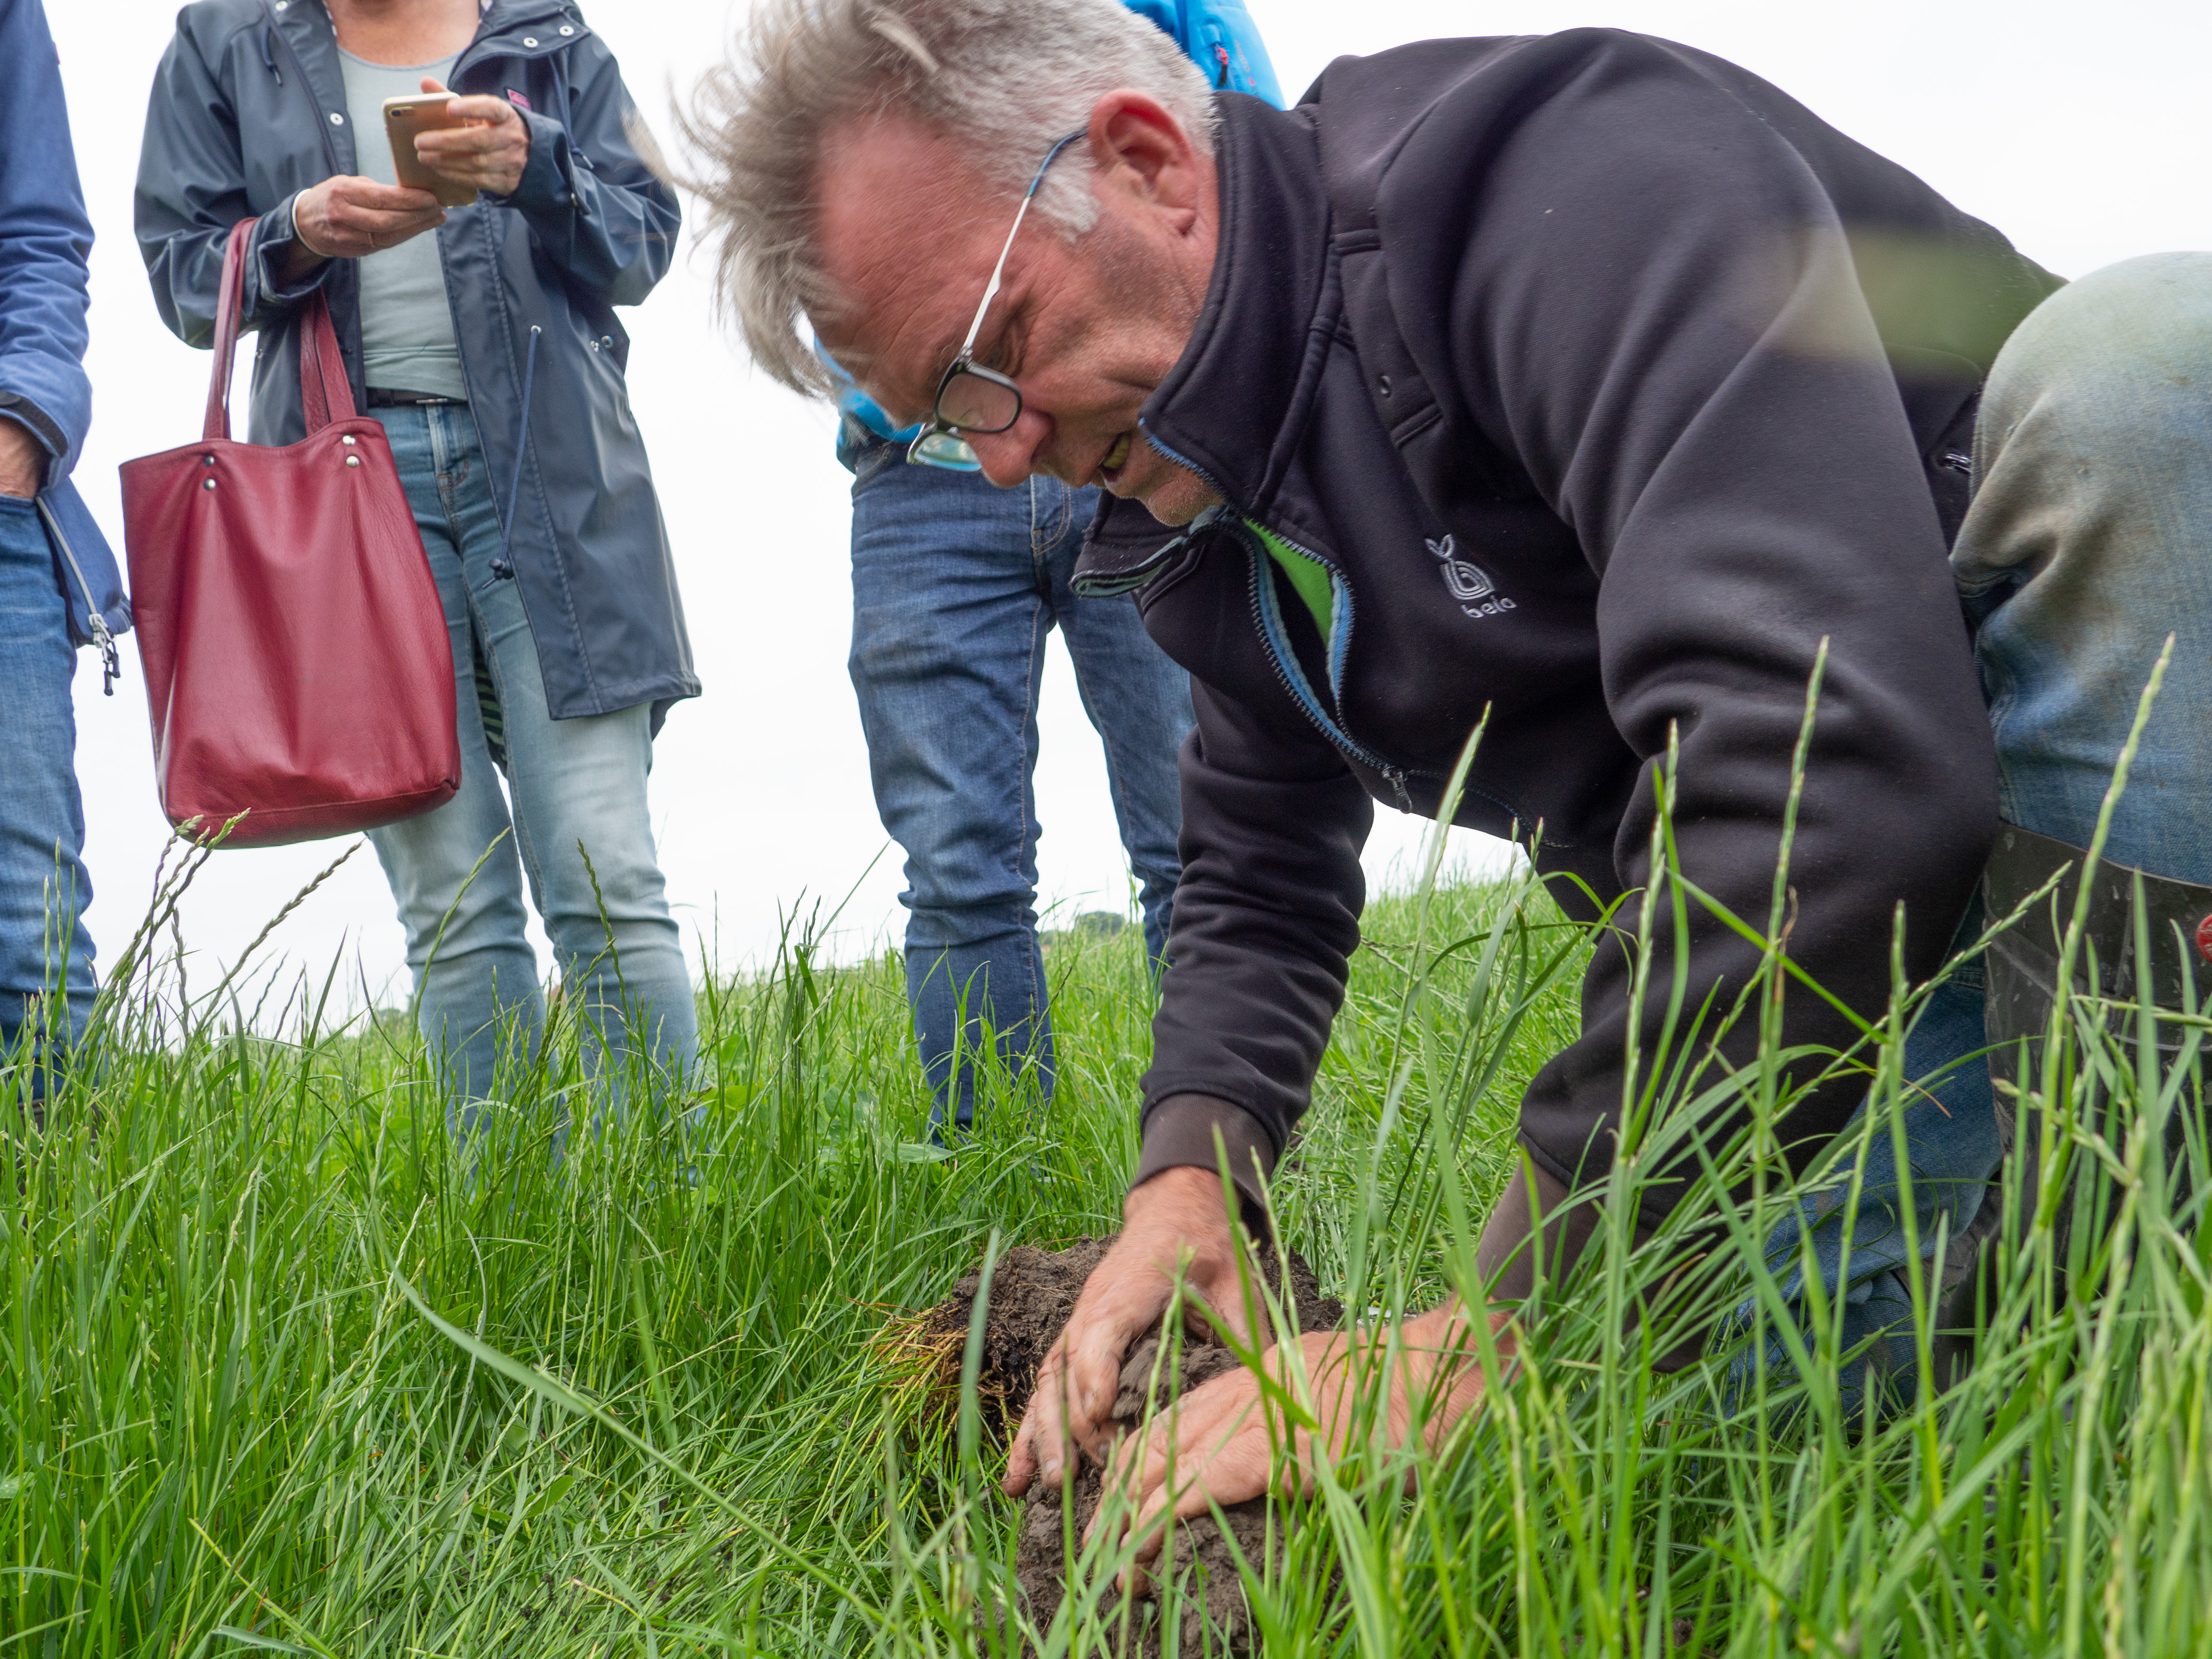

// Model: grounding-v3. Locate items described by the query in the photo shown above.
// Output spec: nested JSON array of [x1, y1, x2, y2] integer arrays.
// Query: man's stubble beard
[[1085, 216, 1222, 525]]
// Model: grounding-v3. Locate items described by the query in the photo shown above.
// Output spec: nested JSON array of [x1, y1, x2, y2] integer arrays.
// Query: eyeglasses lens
[[908, 429, 982, 470], [937, 369, 1021, 434]]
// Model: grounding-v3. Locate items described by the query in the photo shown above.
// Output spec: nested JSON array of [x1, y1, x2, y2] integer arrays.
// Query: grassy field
[[6, 801, 2211, 1657]]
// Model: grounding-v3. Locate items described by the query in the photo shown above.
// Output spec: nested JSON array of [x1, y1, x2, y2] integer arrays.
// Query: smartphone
[[382, 95, 477, 209]]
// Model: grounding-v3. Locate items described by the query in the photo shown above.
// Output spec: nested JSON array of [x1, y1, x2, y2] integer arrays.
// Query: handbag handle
[[201, 216, 361, 444]]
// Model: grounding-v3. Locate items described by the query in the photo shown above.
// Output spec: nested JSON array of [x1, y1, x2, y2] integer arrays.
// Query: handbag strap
[[298, 284, 357, 432], [200, 216, 360, 443], [201, 220, 255, 442]]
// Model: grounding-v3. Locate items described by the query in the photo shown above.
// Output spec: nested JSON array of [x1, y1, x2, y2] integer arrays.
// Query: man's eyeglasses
[[907, 129, 1086, 470]]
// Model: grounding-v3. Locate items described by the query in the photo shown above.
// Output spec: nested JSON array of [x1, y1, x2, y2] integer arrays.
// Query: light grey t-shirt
[[338, 49, 469, 399]]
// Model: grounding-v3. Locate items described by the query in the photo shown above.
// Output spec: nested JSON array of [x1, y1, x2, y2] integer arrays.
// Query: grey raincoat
[[134, 0, 697, 725]]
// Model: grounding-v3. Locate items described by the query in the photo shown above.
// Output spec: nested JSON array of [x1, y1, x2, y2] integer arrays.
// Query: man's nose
[[969, 412, 1048, 488]]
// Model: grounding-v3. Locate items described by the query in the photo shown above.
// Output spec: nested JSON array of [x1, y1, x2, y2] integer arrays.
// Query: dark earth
[[921, 1238, 1343, 1658]]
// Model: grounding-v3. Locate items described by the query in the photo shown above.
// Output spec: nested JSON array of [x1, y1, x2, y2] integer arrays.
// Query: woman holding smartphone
[[136, 0, 700, 1149]]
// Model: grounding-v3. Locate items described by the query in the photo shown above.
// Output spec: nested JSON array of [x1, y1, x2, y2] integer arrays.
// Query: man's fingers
[[1085, 1373, 1255, 1552], [1062, 1324, 1142, 1463], [1004, 1350, 1081, 1496], [1118, 1422, 1274, 1589], [1190, 1274, 1261, 1352], [1001, 1415, 1040, 1497]]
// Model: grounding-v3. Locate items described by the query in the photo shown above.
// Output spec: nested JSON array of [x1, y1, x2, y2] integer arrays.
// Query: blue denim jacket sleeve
[[0, 0, 95, 479], [0, 0, 127, 646]]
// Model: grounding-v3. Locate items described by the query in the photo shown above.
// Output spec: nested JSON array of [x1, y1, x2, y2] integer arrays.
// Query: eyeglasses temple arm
[[958, 129, 1087, 357]]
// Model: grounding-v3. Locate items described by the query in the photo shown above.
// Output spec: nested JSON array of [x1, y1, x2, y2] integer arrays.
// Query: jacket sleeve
[[1431, 34, 1997, 1221], [134, 18, 326, 350], [486, 38, 678, 307], [1137, 659, 1373, 1193], [0, 0, 95, 481]]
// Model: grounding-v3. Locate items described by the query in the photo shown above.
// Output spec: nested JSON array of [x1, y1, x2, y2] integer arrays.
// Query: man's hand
[[1091, 1303, 1510, 1586], [1003, 1166, 1248, 1496], [0, 419, 46, 499], [410, 78, 530, 199], [291, 175, 445, 264]]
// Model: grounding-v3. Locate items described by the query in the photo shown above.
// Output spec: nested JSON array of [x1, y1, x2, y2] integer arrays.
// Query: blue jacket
[[833, 0, 1281, 453], [135, 0, 697, 725], [0, 0, 131, 674]]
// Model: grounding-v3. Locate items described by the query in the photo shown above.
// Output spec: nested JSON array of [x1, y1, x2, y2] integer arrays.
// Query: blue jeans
[[0, 494, 95, 1079], [1745, 254, 2212, 1404], [366, 404, 697, 1146], [847, 445, 1193, 1132]]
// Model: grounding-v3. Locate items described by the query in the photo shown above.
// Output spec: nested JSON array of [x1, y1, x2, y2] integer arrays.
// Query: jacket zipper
[[36, 498, 119, 696], [1142, 429, 1419, 810], [1241, 521, 1416, 811]]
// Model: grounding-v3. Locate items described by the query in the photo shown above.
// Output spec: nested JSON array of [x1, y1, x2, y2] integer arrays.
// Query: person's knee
[[1959, 252, 2212, 607], [902, 902, 1038, 961], [1978, 252, 2212, 453], [372, 821, 529, 964], [534, 814, 682, 974]]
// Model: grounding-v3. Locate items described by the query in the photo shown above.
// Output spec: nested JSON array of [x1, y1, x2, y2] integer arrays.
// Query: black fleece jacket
[[1080, 31, 2061, 1224]]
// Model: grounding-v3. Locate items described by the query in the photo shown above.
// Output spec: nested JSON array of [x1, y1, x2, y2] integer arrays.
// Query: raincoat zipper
[[1139, 431, 1419, 811], [36, 498, 119, 696]]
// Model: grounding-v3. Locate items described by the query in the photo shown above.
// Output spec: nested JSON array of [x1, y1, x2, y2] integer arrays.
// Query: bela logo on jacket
[[1426, 535, 1517, 618]]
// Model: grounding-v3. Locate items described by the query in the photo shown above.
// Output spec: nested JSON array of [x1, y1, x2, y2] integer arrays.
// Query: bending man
[[686, 0, 2209, 1556]]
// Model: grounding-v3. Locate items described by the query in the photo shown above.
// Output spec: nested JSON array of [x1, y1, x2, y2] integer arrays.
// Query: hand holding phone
[[395, 77, 532, 201], [383, 94, 479, 209]]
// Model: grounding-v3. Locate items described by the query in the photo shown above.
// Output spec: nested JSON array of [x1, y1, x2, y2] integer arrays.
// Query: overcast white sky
[[41, 0, 2212, 1014]]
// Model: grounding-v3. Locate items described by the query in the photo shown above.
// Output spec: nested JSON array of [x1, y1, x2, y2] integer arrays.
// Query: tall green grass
[[4, 741, 2208, 1654]]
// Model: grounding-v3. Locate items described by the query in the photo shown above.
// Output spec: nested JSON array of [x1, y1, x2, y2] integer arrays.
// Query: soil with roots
[[915, 1238, 1343, 1658]]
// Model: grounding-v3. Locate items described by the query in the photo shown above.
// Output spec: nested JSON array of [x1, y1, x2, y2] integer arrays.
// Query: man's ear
[[1084, 89, 1204, 222]]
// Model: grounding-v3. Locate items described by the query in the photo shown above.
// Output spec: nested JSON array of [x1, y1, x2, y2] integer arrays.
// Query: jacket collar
[[268, 0, 591, 73], [466, 0, 593, 62], [1136, 94, 1335, 520]]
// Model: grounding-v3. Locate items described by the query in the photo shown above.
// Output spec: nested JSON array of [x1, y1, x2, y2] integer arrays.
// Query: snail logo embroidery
[[1427, 535, 1517, 619]]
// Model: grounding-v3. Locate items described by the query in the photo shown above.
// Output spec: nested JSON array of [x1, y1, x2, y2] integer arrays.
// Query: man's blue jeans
[[847, 444, 1193, 1132], [1745, 255, 2212, 1403], [0, 494, 95, 1081], [366, 405, 697, 1146]]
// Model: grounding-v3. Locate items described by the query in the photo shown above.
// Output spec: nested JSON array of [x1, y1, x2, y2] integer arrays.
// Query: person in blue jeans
[[835, 0, 1280, 1136], [1747, 254, 2212, 1407], [136, 0, 699, 1144], [0, 0, 133, 1108]]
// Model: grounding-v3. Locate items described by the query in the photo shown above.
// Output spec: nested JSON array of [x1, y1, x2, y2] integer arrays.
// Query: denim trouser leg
[[1743, 255, 2212, 1406], [0, 496, 95, 1077], [1046, 522, 1194, 974], [1955, 253, 2212, 885], [365, 406, 697, 1147], [848, 450, 1193, 1132], [1733, 971, 2001, 1409]]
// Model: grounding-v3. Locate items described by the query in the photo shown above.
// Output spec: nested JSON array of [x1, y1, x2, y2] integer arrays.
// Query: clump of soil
[[914, 1238, 1342, 1658]]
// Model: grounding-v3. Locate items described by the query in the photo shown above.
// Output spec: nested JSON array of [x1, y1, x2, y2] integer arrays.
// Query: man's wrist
[[1132, 1093, 1276, 1220]]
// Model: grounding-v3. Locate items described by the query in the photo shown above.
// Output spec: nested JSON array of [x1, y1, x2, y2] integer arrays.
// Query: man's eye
[[980, 326, 1024, 376]]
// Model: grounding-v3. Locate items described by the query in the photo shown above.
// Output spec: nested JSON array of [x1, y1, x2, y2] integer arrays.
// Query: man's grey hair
[[678, 0, 1215, 397]]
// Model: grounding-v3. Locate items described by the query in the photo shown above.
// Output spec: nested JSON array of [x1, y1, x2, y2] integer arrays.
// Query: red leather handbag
[[120, 219, 460, 849]]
